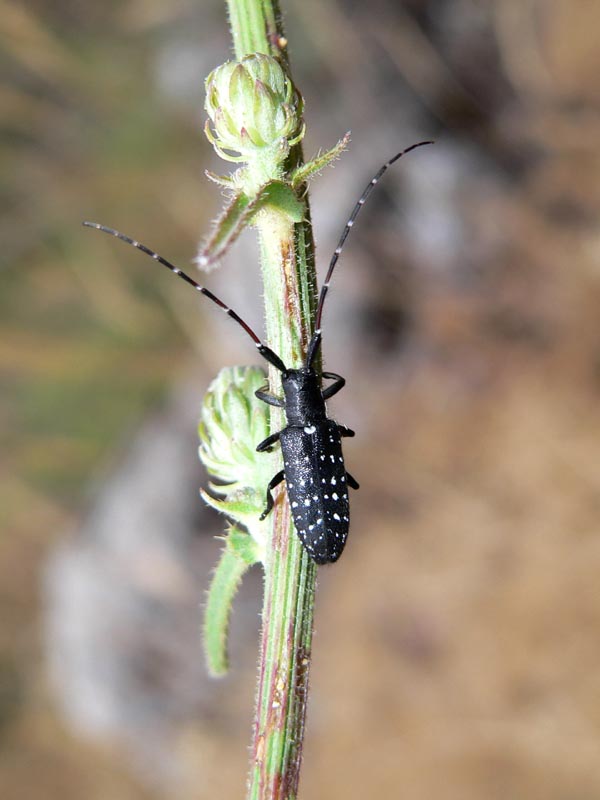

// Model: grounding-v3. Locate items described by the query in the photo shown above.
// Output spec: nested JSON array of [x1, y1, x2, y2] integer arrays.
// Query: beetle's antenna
[[83, 222, 286, 372], [312, 140, 433, 339]]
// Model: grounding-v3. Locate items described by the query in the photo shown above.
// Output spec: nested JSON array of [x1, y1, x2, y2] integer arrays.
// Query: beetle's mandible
[[84, 141, 431, 563]]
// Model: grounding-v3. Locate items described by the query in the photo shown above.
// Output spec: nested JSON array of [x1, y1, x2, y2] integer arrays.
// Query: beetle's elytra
[[255, 353, 359, 564], [84, 141, 431, 564]]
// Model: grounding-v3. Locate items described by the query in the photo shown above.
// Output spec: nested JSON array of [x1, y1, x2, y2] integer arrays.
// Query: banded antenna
[[85, 141, 432, 371], [306, 140, 433, 366], [82, 222, 286, 372]]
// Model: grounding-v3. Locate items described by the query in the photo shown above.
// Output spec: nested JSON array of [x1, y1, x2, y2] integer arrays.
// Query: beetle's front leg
[[256, 430, 281, 453], [255, 385, 284, 407], [321, 372, 345, 400], [259, 470, 285, 520]]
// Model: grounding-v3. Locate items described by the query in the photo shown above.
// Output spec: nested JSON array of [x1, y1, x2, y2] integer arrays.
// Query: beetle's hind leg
[[346, 472, 359, 490], [259, 470, 285, 520], [256, 430, 281, 453]]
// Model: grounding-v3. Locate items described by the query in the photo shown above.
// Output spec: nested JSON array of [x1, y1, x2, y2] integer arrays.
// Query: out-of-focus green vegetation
[[1, 7, 220, 796], [1, 3, 219, 529]]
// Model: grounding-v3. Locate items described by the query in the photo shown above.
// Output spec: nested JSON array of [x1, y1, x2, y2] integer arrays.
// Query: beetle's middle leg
[[256, 430, 281, 453], [336, 423, 355, 438], [259, 470, 285, 520]]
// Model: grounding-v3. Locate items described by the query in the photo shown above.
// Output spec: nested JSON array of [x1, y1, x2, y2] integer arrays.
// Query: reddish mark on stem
[[254, 733, 265, 765]]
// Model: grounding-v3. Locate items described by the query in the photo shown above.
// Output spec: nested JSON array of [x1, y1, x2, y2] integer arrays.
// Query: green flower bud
[[199, 366, 279, 557], [205, 54, 305, 171], [198, 365, 272, 493]]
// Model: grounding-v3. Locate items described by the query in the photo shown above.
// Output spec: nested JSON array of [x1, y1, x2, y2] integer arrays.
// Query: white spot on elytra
[[304, 498, 311, 507], [291, 501, 298, 508], [333, 513, 341, 521], [331, 477, 336, 485], [332, 492, 338, 500], [304, 425, 316, 434]]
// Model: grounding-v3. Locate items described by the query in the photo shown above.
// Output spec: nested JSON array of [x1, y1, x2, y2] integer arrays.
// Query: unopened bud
[[205, 54, 305, 171]]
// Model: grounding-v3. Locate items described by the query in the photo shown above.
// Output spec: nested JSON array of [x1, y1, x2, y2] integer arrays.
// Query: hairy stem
[[224, 2, 319, 798], [226, 0, 286, 60]]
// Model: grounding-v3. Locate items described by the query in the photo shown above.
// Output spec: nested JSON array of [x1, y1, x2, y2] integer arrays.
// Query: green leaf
[[196, 189, 268, 267], [197, 180, 305, 267], [204, 526, 260, 677], [290, 131, 351, 188], [261, 181, 304, 223], [200, 487, 265, 524]]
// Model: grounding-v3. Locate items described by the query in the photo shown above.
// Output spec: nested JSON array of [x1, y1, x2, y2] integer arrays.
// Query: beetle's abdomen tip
[[309, 545, 344, 565]]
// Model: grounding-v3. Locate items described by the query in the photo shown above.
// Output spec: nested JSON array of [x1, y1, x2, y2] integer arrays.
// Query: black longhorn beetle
[[84, 140, 431, 564]]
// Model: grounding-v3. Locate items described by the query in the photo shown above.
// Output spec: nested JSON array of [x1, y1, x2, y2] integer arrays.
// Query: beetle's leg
[[255, 385, 284, 407], [321, 372, 345, 399], [256, 430, 281, 453], [346, 472, 359, 490], [259, 470, 285, 520], [336, 423, 355, 438]]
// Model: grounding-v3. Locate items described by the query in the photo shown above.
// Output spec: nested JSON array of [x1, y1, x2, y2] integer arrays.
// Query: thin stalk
[[226, 0, 286, 60], [224, 2, 319, 798]]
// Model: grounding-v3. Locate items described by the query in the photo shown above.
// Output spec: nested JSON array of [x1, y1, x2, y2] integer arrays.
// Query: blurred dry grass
[[1, 0, 600, 798]]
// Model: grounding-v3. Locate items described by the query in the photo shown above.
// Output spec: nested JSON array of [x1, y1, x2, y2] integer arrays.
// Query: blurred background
[[2, 0, 600, 797]]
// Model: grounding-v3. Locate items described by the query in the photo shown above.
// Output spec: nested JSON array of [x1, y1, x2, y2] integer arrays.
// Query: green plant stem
[[249, 209, 317, 800], [225, 2, 319, 798], [226, 0, 285, 59]]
